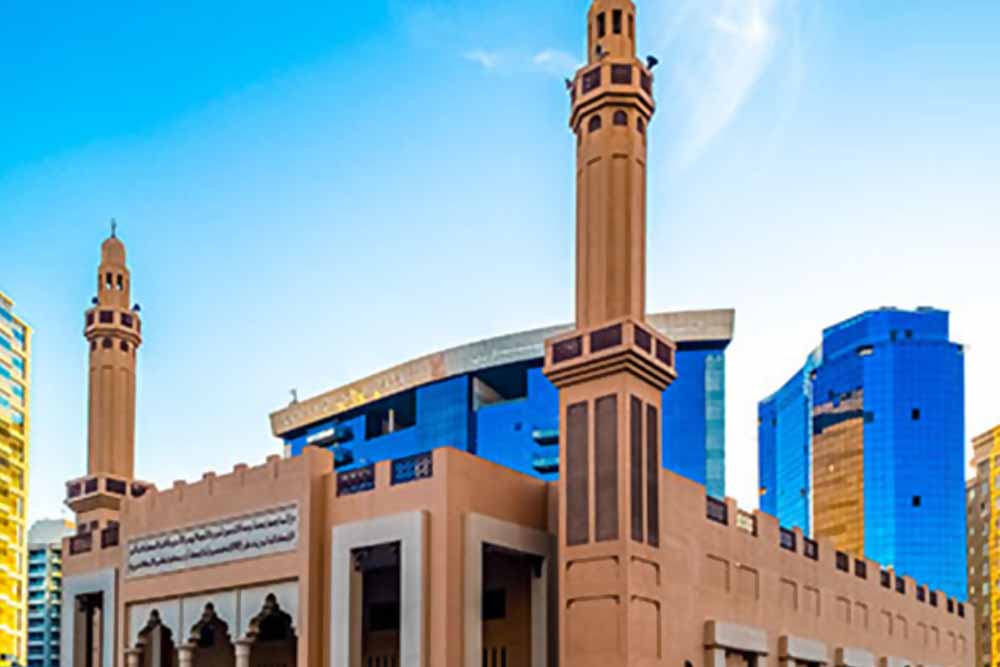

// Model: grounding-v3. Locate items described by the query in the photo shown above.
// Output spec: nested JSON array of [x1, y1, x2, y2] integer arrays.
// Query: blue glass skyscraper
[[757, 307, 967, 599]]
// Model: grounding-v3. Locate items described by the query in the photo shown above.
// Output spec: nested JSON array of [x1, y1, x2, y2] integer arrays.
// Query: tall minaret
[[544, 1, 676, 665], [67, 223, 143, 530], [85, 222, 142, 480]]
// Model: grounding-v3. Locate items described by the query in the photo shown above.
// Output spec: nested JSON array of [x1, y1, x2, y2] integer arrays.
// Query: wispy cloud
[[464, 49, 501, 71], [531, 49, 581, 77], [460, 48, 579, 77], [650, 0, 807, 167]]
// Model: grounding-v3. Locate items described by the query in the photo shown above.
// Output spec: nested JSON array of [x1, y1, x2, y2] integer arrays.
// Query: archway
[[131, 610, 177, 667], [245, 594, 297, 667], [187, 603, 235, 667]]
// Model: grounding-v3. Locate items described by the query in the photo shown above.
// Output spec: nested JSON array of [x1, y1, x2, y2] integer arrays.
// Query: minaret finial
[[110, 218, 118, 238]]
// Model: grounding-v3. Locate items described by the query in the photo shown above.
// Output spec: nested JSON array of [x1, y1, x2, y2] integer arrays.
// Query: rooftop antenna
[[110, 218, 118, 238], [290, 388, 299, 405]]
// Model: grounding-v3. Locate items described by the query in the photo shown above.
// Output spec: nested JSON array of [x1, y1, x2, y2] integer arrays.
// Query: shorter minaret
[[67, 222, 143, 524]]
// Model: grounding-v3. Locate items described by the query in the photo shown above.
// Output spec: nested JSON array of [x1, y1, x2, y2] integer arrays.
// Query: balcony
[[531, 429, 559, 446], [65, 475, 151, 513], [531, 454, 559, 474]]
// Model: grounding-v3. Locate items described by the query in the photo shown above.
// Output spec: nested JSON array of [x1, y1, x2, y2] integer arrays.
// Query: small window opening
[[912, 408, 921, 421], [912, 495, 922, 508], [596, 12, 606, 38], [101, 338, 112, 349], [628, 14, 635, 39], [905, 329, 914, 339], [473, 363, 529, 411], [104, 272, 113, 290], [116, 274, 124, 291], [588, 115, 602, 133], [637, 117, 645, 135], [612, 10, 622, 34], [613, 110, 628, 126], [119, 341, 129, 353], [365, 392, 417, 439], [890, 330, 898, 342]]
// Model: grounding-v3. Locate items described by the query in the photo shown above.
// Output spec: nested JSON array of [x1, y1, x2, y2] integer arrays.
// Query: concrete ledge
[[779, 636, 828, 664], [704, 620, 768, 654], [835, 648, 875, 667]]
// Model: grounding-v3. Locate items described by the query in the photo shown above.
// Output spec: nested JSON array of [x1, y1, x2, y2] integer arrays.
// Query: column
[[235, 638, 253, 667], [125, 648, 142, 667], [706, 648, 726, 667], [177, 644, 195, 667]]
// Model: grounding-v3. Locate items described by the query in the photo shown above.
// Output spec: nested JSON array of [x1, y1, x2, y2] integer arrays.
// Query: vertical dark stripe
[[595, 395, 619, 541], [646, 404, 660, 546], [630, 396, 644, 542], [566, 402, 590, 546]]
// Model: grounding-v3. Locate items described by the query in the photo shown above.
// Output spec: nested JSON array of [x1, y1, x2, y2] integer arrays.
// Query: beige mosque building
[[61, 1, 971, 666]]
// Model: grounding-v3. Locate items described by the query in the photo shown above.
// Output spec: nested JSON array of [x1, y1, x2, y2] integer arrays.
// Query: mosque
[[61, 1, 971, 666]]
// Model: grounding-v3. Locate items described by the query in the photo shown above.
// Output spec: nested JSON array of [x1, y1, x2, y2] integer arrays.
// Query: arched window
[[612, 10, 623, 35], [120, 341, 129, 353], [588, 115, 602, 133], [102, 338, 112, 349], [613, 110, 628, 126], [597, 13, 607, 39], [116, 274, 124, 291], [637, 118, 646, 135]]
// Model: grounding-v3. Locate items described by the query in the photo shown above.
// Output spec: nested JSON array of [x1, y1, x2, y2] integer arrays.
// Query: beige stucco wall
[[62, 446, 969, 667]]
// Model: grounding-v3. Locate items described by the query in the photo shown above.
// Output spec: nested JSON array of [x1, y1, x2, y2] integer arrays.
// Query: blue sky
[[2, 0, 998, 522]]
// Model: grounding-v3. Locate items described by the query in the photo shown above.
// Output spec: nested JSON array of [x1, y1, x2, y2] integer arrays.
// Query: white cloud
[[531, 49, 581, 77], [464, 50, 501, 70], [650, 0, 806, 167]]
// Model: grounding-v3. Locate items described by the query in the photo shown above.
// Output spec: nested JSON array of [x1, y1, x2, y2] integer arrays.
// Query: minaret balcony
[[569, 57, 654, 129], [543, 316, 676, 391], [84, 306, 142, 341], [65, 474, 151, 513]]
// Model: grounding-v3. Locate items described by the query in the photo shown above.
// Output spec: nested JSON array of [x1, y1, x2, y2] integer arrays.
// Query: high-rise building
[[0, 291, 30, 666], [27, 520, 74, 667], [968, 427, 1000, 667], [758, 307, 967, 599], [270, 310, 733, 498]]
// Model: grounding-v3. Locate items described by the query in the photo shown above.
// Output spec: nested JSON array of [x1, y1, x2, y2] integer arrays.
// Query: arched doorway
[[133, 610, 177, 667], [245, 594, 297, 667], [188, 603, 235, 667]]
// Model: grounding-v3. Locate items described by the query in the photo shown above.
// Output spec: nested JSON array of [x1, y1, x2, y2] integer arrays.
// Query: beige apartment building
[[60, 1, 971, 666], [968, 427, 1000, 667]]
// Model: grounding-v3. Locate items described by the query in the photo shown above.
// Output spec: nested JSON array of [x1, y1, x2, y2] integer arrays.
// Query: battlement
[[122, 448, 332, 537], [662, 469, 969, 657]]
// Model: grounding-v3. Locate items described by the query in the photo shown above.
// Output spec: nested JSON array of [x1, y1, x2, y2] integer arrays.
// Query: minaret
[[544, 2, 676, 665], [67, 222, 143, 523]]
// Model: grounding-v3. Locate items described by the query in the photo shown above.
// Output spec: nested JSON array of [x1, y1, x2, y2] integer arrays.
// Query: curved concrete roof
[[270, 309, 734, 437]]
